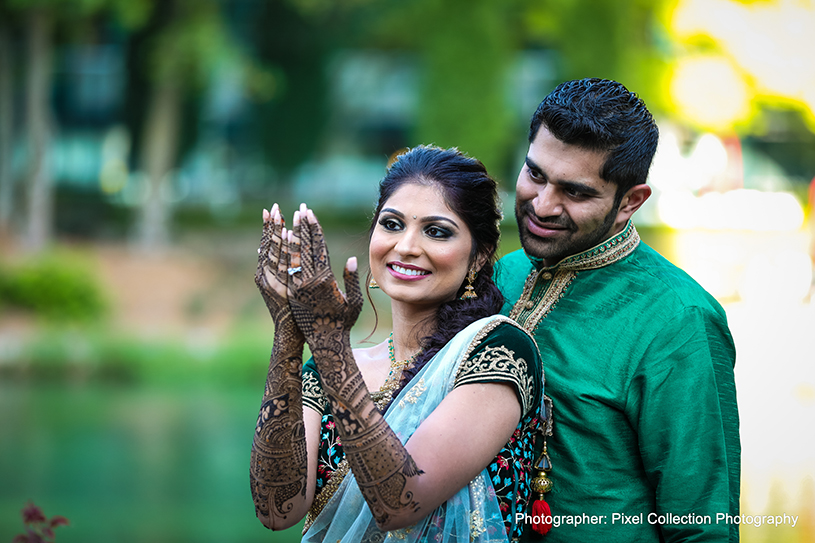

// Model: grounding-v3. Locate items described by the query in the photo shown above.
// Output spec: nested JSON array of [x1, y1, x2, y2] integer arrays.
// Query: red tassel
[[531, 498, 552, 535]]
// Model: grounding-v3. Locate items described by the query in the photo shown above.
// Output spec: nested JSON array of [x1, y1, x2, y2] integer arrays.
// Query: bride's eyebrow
[[380, 207, 404, 217], [421, 215, 459, 228], [380, 208, 459, 229]]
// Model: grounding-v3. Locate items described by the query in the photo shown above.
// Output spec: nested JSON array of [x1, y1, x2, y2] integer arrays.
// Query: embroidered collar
[[526, 220, 640, 272]]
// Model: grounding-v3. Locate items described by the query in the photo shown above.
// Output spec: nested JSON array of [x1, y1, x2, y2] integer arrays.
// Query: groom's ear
[[613, 184, 651, 231]]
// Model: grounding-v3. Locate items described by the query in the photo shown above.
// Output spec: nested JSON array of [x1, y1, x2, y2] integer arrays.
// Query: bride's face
[[369, 182, 474, 310]]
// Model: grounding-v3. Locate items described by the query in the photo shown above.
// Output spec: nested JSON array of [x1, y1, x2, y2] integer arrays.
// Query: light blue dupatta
[[303, 315, 513, 543]]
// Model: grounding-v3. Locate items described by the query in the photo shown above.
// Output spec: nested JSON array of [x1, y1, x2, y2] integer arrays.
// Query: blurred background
[[0, 0, 813, 541]]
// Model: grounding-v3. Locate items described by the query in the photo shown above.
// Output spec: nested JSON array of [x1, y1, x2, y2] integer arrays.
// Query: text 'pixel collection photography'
[[515, 512, 800, 529]]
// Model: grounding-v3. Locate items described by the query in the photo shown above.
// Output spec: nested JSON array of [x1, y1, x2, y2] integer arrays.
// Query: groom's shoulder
[[496, 249, 532, 274], [494, 249, 533, 291]]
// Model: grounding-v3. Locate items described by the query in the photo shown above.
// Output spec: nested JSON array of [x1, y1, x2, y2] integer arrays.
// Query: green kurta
[[495, 221, 740, 542]]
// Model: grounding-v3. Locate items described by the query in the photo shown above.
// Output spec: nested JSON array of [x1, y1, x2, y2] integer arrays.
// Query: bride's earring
[[368, 278, 380, 289], [460, 268, 477, 300]]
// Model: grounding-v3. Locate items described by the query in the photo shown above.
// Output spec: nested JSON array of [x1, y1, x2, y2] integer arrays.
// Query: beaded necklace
[[369, 333, 421, 411]]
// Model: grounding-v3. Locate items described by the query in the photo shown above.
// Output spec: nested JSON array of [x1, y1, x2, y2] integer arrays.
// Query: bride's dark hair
[[367, 145, 504, 385]]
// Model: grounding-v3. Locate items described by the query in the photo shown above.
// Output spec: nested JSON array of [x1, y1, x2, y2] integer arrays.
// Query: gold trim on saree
[[303, 457, 350, 533]]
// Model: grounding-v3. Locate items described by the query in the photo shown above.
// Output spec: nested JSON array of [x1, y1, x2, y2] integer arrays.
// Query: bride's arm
[[287, 206, 522, 531], [250, 205, 321, 530]]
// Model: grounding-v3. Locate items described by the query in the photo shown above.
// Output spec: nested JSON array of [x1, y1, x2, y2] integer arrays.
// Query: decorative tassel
[[531, 498, 552, 535], [529, 441, 553, 536]]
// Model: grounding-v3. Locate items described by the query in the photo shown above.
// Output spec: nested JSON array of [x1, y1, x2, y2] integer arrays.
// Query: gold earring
[[368, 278, 379, 289], [460, 268, 477, 300]]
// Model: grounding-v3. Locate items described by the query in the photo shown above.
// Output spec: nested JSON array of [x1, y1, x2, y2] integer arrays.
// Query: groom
[[496, 78, 740, 542]]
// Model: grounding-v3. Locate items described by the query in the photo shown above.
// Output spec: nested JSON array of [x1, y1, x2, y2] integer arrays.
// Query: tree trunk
[[136, 75, 181, 252], [0, 20, 14, 235], [23, 8, 54, 252]]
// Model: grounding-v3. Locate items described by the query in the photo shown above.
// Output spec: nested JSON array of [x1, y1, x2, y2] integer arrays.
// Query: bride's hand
[[286, 203, 363, 347], [254, 203, 297, 326]]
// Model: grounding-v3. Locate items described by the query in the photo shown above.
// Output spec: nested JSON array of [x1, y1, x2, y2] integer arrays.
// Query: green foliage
[[522, 0, 671, 115], [249, 0, 333, 175], [5, 0, 153, 29], [414, 0, 517, 176], [103, 0, 153, 30], [0, 252, 108, 322], [357, 0, 525, 177]]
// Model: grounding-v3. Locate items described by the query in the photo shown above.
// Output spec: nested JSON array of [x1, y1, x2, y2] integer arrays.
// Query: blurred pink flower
[[14, 502, 69, 543], [49, 517, 69, 528], [22, 503, 46, 524]]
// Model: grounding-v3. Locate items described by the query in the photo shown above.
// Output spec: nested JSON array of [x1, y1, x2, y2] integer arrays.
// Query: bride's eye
[[379, 217, 403, 231], [425, 225, 452, 239]]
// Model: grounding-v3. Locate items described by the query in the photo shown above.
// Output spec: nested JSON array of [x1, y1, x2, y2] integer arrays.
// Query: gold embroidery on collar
[[559, 222, 640, 271], [509, 269, 577, 333], [509, 223, 640, 332]]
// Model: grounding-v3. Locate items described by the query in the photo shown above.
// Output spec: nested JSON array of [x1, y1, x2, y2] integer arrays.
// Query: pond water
[[0, 382, 304, 542]]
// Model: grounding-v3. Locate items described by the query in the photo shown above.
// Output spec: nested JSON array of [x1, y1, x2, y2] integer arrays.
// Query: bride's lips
[[387, 262, 431, 281], [525, 214, 568, 238]]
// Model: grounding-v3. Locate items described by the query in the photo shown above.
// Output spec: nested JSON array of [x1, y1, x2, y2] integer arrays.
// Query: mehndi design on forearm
[[287, 209, 424, 527], [250, 206, 309, 526]]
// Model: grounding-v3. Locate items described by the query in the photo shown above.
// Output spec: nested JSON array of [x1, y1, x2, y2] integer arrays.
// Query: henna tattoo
[[250, 319, 309, 523], [250, 206, 310, 527], [287, 210, 425, 527]]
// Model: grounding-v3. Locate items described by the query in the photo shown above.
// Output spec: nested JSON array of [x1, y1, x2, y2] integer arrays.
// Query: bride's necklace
[[370, 333, 421, 411]]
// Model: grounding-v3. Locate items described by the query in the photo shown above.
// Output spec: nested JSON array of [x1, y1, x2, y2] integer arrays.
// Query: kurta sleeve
[[453, 322, 543, 418], [302, 357, 328, 415], [626, 305, 740, 542]]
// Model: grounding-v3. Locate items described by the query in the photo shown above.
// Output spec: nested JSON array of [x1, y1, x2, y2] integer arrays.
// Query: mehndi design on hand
[[250, 204, 309, 528], [255, 204, 298, 326], [287, 205, 363, 340], [287, 206, 424, 527]]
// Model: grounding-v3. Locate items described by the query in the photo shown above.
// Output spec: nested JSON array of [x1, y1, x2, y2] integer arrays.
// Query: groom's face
[[514, 126, 622, 267]]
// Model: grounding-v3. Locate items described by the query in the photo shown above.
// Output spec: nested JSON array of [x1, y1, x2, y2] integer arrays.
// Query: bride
[[250, 146, 544, 542]]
